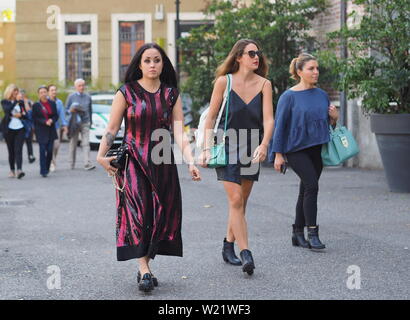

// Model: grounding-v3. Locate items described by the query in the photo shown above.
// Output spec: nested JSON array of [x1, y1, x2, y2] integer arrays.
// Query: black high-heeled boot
[[307, 225, 326, 250], [138, 273, 154, 292], [222, 238, 242, 266], [292, 224, 310, 248], [138, 271, 158, 287], [240, 249, 255, 275]]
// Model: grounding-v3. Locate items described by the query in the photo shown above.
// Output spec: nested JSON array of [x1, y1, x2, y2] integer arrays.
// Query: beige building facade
[[0, 21, 16, 88], [15, 0, 212, 91], [10, 0, 381, 169]]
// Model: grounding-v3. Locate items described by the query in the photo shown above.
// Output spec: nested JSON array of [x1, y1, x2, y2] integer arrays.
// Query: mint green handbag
[[208, 74, 232, 168], [321, 125, 360, 166]]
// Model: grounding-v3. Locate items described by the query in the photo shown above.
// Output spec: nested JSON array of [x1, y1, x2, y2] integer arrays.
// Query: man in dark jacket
[[32, 86, 59, 177]]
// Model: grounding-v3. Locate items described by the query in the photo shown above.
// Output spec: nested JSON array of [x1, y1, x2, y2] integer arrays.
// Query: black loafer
[[138, 273, 154, 292], [138, 271, 158, 287]]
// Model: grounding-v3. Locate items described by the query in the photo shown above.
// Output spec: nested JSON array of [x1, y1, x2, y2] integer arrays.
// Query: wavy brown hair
[[214, 39, 268, 82]]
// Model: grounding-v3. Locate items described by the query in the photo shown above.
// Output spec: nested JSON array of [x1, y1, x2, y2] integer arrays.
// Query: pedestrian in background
[[97, 43, 201, 292], [199, 39, 274, 276], [48, 84, 68, 172], [269, 53, 339, 250], [17, 89, 36, 164], [1, 84, 26, 179], [32, 86, 58, 178], [65, 78, 95, 170]]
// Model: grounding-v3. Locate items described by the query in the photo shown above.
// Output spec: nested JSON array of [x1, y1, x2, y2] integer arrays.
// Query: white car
[[90, 104, 125, 150], [91, 93, 114, 106]]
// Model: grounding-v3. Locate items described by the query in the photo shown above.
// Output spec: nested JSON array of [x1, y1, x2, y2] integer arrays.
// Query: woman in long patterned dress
[[97, 43, 201, 292]]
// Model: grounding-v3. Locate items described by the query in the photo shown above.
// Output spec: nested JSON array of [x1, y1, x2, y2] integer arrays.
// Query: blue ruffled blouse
[[268, 88, 330, 160]]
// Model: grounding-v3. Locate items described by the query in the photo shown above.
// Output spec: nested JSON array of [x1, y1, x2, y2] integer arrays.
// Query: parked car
[[89, 92, 194, 148], [90, 104, 125, 150], [89, 93, 116, 149], [91, 92, 114, 106]]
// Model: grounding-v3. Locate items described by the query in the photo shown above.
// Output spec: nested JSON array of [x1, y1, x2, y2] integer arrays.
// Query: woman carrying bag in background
[[269, 53, 339, 250], [1, 84, 26, 179], [32, 86, 59, 178]]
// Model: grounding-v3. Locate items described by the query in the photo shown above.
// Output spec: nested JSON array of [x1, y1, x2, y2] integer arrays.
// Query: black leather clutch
[[105, 144, 129, 170]]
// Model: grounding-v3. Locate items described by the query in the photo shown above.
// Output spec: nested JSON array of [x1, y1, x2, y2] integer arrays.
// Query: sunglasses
[[243, 50, 263, 59]]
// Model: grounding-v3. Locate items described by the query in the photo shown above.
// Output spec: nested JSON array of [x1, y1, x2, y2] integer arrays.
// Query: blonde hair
[[214, 39, 268, 82], [3, 84, 18, 100], [289, 53, 317, 82]]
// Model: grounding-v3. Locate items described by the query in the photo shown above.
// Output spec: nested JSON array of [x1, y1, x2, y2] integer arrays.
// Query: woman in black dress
[[199, 39, 274, 275]]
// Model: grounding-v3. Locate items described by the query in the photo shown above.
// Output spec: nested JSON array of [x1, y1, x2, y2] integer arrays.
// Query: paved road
[[0, 141, 409, 300]]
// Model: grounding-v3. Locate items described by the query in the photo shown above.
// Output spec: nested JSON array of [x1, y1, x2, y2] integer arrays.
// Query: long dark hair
[[123, 43, 177, 88]]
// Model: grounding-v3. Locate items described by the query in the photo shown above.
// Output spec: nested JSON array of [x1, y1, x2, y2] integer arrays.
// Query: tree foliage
[[178, 0, 329, 121], [319, 0, 410, 114]]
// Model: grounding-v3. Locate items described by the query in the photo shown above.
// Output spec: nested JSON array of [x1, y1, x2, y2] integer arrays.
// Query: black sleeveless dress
[[215, 89, 264, 185]]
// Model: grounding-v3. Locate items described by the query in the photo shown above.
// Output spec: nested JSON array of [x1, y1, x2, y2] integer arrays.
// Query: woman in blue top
[[269, 53, 338, 250]]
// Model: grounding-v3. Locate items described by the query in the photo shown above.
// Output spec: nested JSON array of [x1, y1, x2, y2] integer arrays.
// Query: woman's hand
[[252, 144, 268, 163], [188, 164, 201, 181], [198, 149, 211, 168], [329, 105, 339, 124], [274, 153, 285, 172], [97, 155, 118, 177]]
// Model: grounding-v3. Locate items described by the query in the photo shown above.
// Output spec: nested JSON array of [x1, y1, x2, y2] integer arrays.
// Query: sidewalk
[[0, 140, 409, 300]]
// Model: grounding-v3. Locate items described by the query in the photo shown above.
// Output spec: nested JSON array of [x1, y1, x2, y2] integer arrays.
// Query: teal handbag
[[321, 125, 359, 166], [208, 74, 232, 168]]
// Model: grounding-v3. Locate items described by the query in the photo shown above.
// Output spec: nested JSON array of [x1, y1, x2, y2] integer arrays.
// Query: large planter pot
[[370, 113, 410, 193]]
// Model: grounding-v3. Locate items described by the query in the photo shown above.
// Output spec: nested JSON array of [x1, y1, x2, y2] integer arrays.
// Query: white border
[[167, 12, 213, 67], [58, 14, 98, 84], [111, 14, 152, 85]]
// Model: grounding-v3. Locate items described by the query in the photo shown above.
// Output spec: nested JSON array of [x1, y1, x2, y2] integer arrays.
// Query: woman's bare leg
[[226, 179, 254, 243], [223, 181, 249, 250]]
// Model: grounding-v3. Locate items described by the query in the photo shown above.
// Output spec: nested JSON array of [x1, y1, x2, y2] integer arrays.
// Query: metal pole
[[175, 0, 181, 84], [340, 0, 348, 127]]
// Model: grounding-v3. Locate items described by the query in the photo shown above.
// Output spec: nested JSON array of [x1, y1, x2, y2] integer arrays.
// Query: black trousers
[[286, 144, 323, 227], [25, 129, 34, 158], [5, 128, 25, 171], [39, 140, 54, 176]]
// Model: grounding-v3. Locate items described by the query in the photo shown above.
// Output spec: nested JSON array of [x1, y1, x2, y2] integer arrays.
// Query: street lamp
[[340, 0, 347, 127], [175, 0, 181, 83]]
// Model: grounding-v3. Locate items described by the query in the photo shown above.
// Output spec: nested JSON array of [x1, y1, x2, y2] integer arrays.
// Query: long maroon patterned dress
[[115, 81, 182, 261]]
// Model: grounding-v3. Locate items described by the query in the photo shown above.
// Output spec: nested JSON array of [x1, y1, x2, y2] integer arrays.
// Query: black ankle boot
[[307, 225, 326, 250], [240, 249, 255, 275], [292, 224, 310, 248], [138, 273, 154, 292], [222, 238, 242, 266]]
